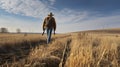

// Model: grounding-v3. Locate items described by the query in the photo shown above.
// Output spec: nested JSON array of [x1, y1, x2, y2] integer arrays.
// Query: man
[[42, 12, 56, 44]]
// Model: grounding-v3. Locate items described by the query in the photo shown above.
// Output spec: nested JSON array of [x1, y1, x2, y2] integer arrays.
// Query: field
[[0, 29, 120, 67]]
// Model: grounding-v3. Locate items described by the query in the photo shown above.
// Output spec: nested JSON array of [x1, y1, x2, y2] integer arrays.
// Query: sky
[[0, 0, 120, 33]]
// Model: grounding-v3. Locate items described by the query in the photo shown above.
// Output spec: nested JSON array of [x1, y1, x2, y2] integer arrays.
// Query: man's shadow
[[0, 38, 46, 65]]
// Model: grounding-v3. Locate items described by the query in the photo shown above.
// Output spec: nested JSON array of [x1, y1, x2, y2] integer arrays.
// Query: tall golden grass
[[0, 33, 71, 67], [65, 32, 120, 67], [0, 31, 120, 67]]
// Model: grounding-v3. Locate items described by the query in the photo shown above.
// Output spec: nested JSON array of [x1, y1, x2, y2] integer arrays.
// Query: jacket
[[42, 16, 56, 31]]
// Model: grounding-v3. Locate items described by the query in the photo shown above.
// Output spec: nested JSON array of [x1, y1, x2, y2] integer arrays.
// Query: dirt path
[[27, 34, 72, 67]]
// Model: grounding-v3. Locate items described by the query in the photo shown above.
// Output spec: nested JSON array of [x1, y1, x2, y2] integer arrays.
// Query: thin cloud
[[48, 0, 56, 5], [0, 15, 41, 32], [54, 8, 89, 24], [60, 14, 120, 32], [0, 0, 52, 18]]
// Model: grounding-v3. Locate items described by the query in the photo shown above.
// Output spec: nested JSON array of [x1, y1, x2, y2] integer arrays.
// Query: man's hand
[[42, 31, 44, 35], [42, 29, 45, 36], [54, 31, 55, 35]]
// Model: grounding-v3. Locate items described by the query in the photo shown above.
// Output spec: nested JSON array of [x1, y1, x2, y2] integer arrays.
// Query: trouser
[[46, 28, 52, 44]]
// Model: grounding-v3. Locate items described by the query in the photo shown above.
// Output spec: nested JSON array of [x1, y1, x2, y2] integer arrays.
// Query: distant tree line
[[0, 27, 8, 33], [0, 27, 21, 33], [16, 28, 21, 33]]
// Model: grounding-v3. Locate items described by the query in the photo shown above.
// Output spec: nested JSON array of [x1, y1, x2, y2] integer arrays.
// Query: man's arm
[[42, 18, 46, 35], [42, 18, 46, 30], [53, 18, 56, 35]]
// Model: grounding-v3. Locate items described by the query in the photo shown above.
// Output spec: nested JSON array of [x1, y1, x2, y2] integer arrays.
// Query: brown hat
[[48, 12, 54, 16]]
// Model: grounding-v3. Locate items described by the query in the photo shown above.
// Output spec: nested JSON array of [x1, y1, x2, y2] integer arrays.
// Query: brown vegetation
[[0, 29, 120, 67], [65, 32, 120, 67]]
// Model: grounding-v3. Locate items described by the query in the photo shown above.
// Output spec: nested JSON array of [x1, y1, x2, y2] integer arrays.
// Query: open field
[[0, 33, 71, 67], [0, 29, 120, 67]]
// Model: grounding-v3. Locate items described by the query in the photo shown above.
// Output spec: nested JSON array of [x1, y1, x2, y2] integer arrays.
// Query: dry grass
[[0, 29, 120, 67], [0, 33, 45, 45], [65, 32, 120, 67], [0, 33, 71, 67]]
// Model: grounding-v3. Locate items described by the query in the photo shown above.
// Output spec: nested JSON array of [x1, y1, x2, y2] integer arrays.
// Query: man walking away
[[42, 12, 56, 44]]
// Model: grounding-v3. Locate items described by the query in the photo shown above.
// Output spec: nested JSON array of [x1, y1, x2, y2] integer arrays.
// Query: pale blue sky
[[0, 0, 120, 33]]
